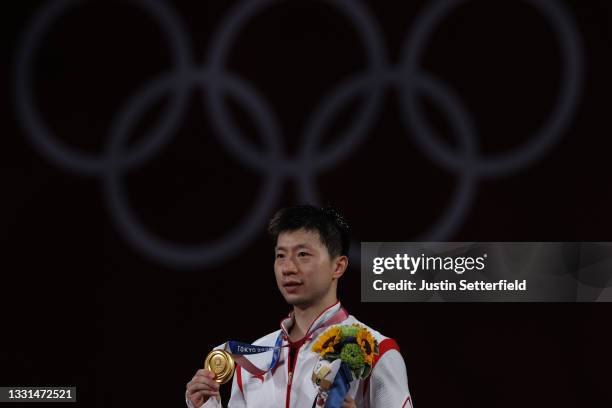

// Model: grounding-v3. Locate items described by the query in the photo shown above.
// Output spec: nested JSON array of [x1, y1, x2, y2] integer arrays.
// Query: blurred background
[[2, 0, 612, 407]]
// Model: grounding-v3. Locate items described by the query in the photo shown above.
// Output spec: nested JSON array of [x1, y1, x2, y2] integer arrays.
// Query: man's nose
[[281, 258, 298, 275]]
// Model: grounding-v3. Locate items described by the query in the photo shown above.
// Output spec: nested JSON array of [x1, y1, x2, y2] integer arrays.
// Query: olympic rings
[[15, 0, 584, 268]]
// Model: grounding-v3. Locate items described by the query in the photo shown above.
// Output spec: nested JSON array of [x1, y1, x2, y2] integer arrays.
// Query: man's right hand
[[186, 369, 220, 407]]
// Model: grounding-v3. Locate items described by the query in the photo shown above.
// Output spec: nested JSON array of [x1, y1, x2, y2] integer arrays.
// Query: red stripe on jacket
[[362, 338, 401, 399], [236, 364, 243, 396]]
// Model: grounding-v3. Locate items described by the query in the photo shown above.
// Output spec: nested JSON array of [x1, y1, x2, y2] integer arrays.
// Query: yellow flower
[[312, 327, 341, 357], [357, 328, 377, 366]]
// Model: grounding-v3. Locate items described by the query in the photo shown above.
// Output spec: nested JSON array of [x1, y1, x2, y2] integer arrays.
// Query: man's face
[[274, 228, 339, 308]]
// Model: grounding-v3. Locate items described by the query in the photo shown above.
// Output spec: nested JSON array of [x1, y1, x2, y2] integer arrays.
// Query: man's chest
[[241, 346, 320, 408]]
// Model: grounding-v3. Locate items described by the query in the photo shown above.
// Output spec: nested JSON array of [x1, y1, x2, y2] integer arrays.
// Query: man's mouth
[[282, 280, 303, 293]]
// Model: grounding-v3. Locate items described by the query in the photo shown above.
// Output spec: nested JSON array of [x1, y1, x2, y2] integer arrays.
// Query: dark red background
[[2, 1, 611, 407]]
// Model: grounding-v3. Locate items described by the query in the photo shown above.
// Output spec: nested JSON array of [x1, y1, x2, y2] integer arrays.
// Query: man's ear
[[332, 255, 349, 279]]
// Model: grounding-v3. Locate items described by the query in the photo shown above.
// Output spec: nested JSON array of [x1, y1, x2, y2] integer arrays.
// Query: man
[[186, 205, 412, 407]]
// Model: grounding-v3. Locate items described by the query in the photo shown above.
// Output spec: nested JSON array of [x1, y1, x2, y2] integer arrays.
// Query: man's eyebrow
[[275, 244, 314, 251]]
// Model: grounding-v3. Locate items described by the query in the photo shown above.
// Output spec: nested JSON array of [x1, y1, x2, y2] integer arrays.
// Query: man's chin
[[283, 294, 310, 308], [283, 295, 302, 305]]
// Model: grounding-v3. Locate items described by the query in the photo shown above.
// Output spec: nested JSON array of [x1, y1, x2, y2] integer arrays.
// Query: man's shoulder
[[343, 314, 406, 370]]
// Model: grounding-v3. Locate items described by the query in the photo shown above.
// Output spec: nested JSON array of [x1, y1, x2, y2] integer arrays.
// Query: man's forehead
[[275, 229, 322, 249]]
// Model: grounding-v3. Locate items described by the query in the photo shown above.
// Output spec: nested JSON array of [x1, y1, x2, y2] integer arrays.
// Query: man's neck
[[288, 298, 338, 342]]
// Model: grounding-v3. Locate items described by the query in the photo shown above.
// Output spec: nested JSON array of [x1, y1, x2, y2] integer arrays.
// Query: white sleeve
[[185, 367, 247, 408], [368, 349, 413, 408], [185, 392, 221, 408]]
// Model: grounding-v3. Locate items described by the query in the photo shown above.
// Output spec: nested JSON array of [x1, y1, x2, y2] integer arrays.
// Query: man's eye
[[276, 253, 285, 259], [298, 252, 310, 257]]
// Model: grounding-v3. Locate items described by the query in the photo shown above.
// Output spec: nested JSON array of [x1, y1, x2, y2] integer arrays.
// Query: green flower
[[340, 343, 365, 371], [339, 326, 360, 338]]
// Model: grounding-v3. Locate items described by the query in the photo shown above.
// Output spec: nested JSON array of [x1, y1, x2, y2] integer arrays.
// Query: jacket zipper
[[286, 344, 301, 408]]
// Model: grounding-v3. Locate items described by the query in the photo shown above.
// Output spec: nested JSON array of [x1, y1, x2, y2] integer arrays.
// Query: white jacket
[[187, 302, 412, 408]]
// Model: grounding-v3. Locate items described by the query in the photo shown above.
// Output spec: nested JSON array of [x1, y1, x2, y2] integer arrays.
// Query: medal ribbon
[[218, 305, 349, 377], [324, 362, 353, 408]]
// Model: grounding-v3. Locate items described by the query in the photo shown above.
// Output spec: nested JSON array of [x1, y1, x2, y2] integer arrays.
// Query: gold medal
[[204, 350, 235, 384]]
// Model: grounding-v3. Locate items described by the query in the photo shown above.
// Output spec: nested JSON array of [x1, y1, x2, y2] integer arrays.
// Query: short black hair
[[268, 205, 350, 258]]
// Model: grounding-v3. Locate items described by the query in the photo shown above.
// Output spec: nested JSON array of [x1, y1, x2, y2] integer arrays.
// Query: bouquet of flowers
[[311, 324, 379, 407]]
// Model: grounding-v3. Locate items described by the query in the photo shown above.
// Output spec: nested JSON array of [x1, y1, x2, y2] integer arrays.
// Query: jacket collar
[[280, 301, 349, 343]]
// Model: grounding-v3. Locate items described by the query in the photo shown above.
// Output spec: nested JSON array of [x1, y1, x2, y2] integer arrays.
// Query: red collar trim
[[280, 301, 346, 342]]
